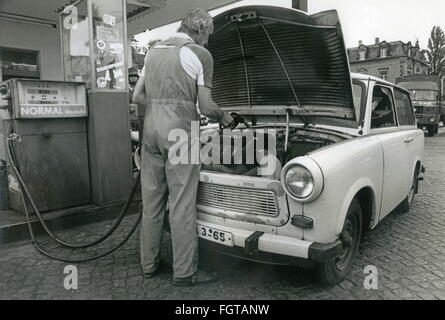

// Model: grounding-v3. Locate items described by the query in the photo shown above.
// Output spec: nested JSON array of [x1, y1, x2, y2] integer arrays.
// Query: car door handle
[[404, 137, 414, 143]]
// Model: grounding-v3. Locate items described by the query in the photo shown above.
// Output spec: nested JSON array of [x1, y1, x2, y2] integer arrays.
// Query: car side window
[[394, 88, 415, 126], [371, 86, 397, 129], [352, 81, 365, 120]]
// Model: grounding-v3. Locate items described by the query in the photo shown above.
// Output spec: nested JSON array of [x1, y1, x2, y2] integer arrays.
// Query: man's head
[[371, 87, 386, 111], [128, 67, 139, 86], [371, 87, 391, 111], [372, 96, 383, 112], [178, 8, 214, 46]]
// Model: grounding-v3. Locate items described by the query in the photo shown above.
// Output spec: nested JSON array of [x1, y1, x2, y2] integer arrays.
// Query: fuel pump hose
[[6, 123, 143, 262]]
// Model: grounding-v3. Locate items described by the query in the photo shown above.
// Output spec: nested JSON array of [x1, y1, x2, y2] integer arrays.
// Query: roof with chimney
[[348, 37, 428, 65]]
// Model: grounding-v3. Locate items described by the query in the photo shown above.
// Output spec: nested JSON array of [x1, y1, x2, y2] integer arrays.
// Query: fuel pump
[[0, 79, 91, 213], [59, 0, 133, 205], [0, 78, 142, 262], [0, 0, 142, 262]]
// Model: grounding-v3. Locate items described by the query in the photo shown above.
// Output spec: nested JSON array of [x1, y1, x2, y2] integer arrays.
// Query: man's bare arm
[[198, 85, 232, 125], [132, 76, 146, 106]]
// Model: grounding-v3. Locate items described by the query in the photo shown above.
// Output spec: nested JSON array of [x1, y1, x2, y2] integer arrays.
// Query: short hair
[[178, 8, 213, 34]]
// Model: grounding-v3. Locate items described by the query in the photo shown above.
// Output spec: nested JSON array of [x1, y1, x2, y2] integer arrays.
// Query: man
[[128, 67, 140, 93], [128, 67, 140, 131], [371, 87, 394, 128], [132, 8, 232, 286]]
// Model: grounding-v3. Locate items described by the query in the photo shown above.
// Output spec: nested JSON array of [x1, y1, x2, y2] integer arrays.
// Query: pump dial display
[[14, 80, 87, 118]]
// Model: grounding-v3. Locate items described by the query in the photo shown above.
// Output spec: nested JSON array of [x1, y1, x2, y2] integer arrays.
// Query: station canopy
[[0, 0, 240, 36]]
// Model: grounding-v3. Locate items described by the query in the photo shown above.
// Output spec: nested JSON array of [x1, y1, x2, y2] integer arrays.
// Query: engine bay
[[200, 124, 347, 179]]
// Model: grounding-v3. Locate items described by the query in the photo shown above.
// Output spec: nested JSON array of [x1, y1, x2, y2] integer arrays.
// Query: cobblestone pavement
[[1, 128, 445, 300]]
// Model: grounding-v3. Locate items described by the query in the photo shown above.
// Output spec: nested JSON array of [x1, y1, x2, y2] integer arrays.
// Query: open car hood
[[208, 6, 356, 128]]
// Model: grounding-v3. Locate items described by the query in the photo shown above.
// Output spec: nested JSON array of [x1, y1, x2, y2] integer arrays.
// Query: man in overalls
[[132, 8, 232, 286]]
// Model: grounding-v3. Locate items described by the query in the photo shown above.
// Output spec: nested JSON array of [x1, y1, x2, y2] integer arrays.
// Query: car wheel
[[434, 125, 439, 134], [400, 170, 418, 213], [316, 198, 362, 286]]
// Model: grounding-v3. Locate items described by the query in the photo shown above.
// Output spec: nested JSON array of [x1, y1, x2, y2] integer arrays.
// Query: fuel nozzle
[[230, 112, 251, 129], [219, 112, 251, 130]]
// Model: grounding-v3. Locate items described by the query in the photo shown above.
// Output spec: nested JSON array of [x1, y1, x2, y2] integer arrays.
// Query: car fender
[[301, 136, 383, 243], [411, 155, 423, 176], [409, 130, 425, 177], [335, 177, 378, 235]]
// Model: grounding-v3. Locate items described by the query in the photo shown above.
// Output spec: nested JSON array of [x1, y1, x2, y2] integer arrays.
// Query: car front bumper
[[196, 218, 343, 265]]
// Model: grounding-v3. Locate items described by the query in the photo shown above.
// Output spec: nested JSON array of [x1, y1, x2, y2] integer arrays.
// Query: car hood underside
[[208, 6, 356, 127]]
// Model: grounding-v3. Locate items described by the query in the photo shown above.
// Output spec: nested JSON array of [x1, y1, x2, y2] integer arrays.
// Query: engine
[[200, 126, 342, 179]]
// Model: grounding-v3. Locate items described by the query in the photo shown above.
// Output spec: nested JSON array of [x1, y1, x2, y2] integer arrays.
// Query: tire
[[399, 170, 418, 213], [316, 198, 362, 286], [434, 125, 439, 134]]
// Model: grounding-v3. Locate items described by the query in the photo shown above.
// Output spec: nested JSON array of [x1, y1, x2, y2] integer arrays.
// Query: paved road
[[1, 128, 445, 300]]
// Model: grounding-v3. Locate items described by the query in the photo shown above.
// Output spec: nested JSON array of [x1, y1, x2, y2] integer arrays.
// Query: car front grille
[[197, 182, 279, 216]]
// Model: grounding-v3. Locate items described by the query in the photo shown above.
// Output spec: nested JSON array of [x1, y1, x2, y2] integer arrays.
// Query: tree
[[129, 37, 161, 70], [426, 26, 445, 76], [146, 39, 161, 51], [130, 36, 143, 68]]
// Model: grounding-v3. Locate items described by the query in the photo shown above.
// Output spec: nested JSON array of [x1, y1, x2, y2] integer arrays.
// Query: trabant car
[[194, 5, 425, 285]]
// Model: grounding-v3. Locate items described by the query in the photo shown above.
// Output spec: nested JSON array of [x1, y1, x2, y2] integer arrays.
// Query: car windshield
[[409, 90, 438, 101]]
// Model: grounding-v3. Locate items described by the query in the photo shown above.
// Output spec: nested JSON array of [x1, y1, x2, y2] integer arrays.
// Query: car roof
[[351, 72, 410, 93]]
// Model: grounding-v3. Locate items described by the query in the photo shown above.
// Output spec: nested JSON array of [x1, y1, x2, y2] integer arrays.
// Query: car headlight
[[430, 117, 436, 123], [285, 165, 314, 198], [281, 158, 324, 203]]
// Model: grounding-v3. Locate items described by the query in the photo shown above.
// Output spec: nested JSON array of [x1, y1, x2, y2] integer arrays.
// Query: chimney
[[375, 37, 380, 44], [292, 0, 308, 12], [359, 40, 363, 46]]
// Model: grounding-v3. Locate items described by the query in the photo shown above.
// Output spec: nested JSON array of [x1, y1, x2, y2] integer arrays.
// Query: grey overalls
[[140, 36, 201, 278]]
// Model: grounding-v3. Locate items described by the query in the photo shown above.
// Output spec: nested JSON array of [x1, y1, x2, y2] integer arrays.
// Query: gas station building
[[0, 0, 241, 82], [0, 0, 308, 84], [0, 0, 240, 213], [0, 0, 307, 240]]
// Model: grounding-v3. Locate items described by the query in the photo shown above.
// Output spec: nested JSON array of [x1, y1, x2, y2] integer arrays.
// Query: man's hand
[[220, 112, 234, 128]]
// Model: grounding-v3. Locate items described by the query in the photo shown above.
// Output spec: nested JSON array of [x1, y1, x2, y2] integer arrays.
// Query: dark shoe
[[172, 269, 218, 286], [142, 269, 159, 279], [141, 263, 162, 279]]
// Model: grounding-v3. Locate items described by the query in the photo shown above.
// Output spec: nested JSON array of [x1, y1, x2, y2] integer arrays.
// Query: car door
[[393, 86, 424, 191], [369, 84, 413, 221]]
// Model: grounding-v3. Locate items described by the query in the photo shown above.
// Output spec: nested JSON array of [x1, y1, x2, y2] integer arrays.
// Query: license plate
[[197, 224, 233, 247]]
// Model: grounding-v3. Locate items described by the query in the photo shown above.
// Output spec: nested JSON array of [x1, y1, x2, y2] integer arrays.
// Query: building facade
[[292, 0, 308, 12], [347, 38, 429, 84]]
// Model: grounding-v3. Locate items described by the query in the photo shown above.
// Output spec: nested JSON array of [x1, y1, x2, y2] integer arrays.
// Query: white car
[[195, 6, 425, 285]]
